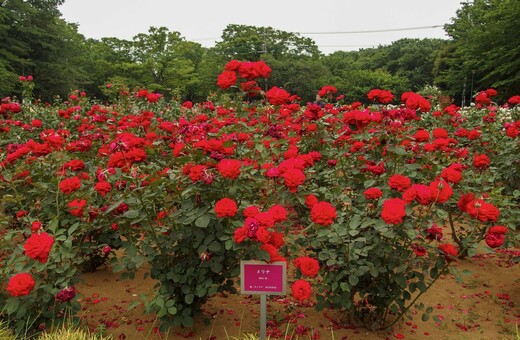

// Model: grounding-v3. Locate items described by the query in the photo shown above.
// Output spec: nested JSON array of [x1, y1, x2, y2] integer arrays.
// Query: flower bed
[[1, 61, 519, 337]]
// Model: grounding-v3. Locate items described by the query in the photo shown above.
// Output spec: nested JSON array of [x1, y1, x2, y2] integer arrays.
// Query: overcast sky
[[59, 0, 463, 54]]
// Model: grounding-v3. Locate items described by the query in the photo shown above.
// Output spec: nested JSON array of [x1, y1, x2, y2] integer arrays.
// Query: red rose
[[310, 201, 337, 226], [291, 279, 312, 302], [255, 212, 276, 228], [256, 227, 271, 244], [473, 154, 490, 169], [367, 89, 394, 104], [217, 159, 241, 179], [441, 167, 463, 184], [94, 181, 112, 197], [269, 231, 285, 248], [425, 224, 443, 241], [224, 60, 241, 71], [457, 193, 475, 213], [217, 71, 237, 90], [413, 129, 430, 142], [68, 199, 87, 217], [253, 60, 272, 78], [268, 204, 287, 223], [465, 199, 500, 222], [233, 226, 248, 244], [214, 198, 238, 218], [429, 179, 453, 203], [402, 184, 433, 205], [260, 244, 286, 263], [485, 233, 505, 248], [243, 205, 260, 217], [24, 232, 54, 263], [507, 95, 520, 105], [305, 194, 319, 208], [31, 221, 42, 233], [364, 187, 383, 200], [433, 128, 449, 139], [381, 198, 406, 225], [388, 174, 411, 192], [282, 168, 306, 193], [59, 176, 81, 194], [413, 245, 427, 256], [266, 86, 290, 106], [6, 273, 36, 297], [438, 243, 458, 261], [294, 256, 320, 278], [487, 225, 508, 234]]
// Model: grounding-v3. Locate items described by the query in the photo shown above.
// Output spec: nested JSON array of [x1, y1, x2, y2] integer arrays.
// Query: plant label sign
[[240, 261, 286, 295]]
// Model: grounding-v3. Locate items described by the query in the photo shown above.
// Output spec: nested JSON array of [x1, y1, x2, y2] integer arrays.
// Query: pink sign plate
[[240, 261, 287, 295]]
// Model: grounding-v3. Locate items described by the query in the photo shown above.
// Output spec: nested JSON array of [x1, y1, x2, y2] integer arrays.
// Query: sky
[[59, 0, 464, 55]]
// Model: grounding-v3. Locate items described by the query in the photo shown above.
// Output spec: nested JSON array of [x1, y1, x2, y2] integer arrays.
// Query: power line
[[299, 25, 444, 35], [188, 25, 445, 43]]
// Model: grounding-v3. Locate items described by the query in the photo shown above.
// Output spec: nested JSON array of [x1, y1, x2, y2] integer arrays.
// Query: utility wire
[[188, 24, 445, 42], [299, 25, 444, 35]]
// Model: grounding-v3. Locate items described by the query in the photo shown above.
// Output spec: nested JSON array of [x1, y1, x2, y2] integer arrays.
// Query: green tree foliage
[[263, 55, 332, 103], [132, 26, 204, 97], [323, 38, 447, 100], [215, 24, 321, 61], [332, 69, 410, 104], [0, 0, 88, 100], [82, 37, 144, 98], [440, 0, 520, 100]]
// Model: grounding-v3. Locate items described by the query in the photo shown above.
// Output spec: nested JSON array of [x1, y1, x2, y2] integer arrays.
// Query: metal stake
[[260, 294, 267, 340]]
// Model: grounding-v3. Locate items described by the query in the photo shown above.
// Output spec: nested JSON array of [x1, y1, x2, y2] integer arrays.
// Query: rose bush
[[0, 63, 519, 336]]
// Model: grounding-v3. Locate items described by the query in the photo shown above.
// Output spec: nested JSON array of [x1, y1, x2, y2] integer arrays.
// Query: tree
[[131, 26, 203, 97], [0, 0, 88, 100], [215, 24, 321, 61], [440, 0, 520, 100]]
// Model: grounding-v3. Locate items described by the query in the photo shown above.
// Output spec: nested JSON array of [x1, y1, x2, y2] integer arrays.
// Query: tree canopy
[[0, 1, 518, 104]]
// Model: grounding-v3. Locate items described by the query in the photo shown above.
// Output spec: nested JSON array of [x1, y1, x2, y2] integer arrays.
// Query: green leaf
[[349, 215, 361, 229], [421, 313, 430, 321], [348, 275, 359, 286], [195, 214, 211, 228], [68, 222, 80, 235], [208, 241, 221, 252], [364, 179, 376, 188], [123, 210, 140, 219], [210, 261, 222, 273], [184, 294, 194, 304]]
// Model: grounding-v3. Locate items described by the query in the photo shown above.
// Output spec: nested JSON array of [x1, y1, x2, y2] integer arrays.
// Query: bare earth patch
[[77, 249, 519, 340]]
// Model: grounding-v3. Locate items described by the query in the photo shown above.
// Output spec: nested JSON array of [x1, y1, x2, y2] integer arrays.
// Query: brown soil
[[77, 250, 520, 340]]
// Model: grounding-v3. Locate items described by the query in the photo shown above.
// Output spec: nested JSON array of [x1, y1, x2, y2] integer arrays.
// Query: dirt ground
[[77, 249, 520, 340]]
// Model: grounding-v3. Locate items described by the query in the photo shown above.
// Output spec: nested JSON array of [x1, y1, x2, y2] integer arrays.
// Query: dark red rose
[[485, 233, 505, 248]]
